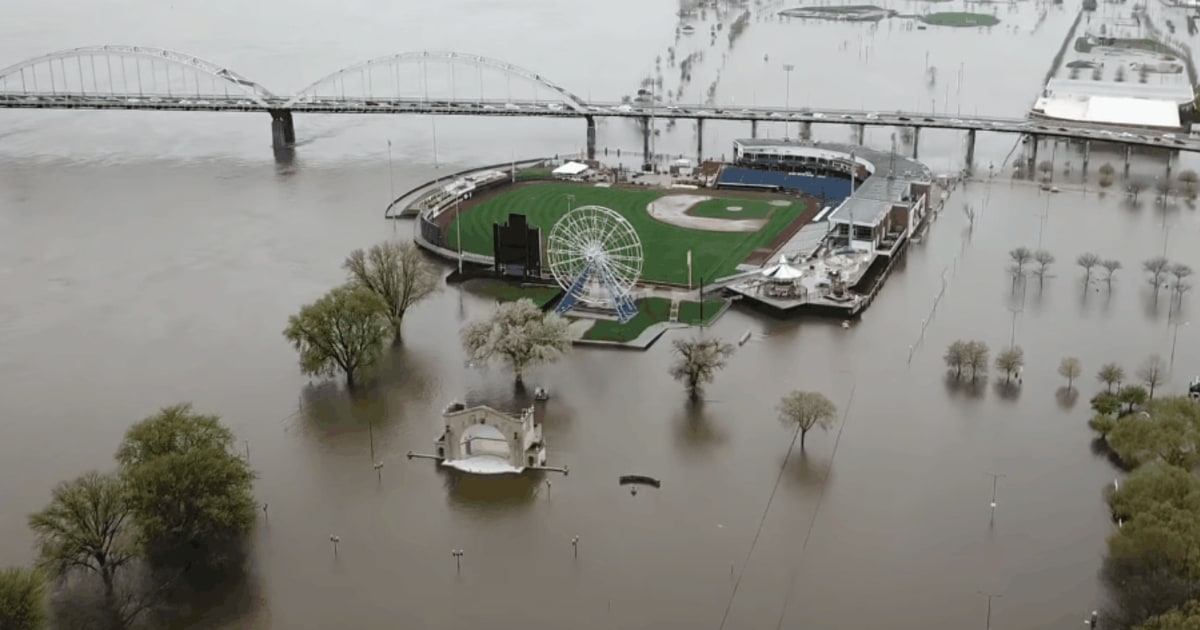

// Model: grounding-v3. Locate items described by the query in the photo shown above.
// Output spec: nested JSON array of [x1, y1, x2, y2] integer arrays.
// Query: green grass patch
[[689, 198, 783, 220], [447, 183, 805, 285], [468, 279, 561, 308], [583, 297, 672, 342], [677, 299, 725, 326], [515, 167, 553, 181], [920, 12, 999, 27]]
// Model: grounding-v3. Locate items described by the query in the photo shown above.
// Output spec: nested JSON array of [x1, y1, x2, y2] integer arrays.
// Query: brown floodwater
[[4, 0, 1200, 627]]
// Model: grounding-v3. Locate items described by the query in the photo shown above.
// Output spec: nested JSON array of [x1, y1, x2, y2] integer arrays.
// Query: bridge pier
[[1028, 134, 1039, 173], [751, 119, 758, 139], [1082, 140, 1090, 175], [854, 123, 865, 145], [965, 129, 976, 171], [696, 118, 704, 164], [585, 115, 596, 161], [641, 116, 652, 170], [911, 126, 920, 160], [801, 121, 812, 140], [1167, 149, 1177, 179], [1123, 144, 1132, 176], [269, 109, 295, 149]]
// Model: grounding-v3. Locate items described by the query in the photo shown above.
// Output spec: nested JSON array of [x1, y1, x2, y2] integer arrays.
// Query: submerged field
[[446, 183, 806, 285]]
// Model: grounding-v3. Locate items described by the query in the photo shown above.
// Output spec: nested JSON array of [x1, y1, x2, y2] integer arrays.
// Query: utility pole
[[783, 64, 795, 137], [979, 592, 1002, 630], [985, 472, 1006, 523]]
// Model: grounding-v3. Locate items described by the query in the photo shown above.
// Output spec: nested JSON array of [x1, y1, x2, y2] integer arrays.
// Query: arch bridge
[[1, 44, 1199, 168]]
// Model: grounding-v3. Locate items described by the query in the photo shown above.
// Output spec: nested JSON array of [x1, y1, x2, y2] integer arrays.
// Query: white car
[[504, 103, 519, 110], [812, 112, 826, 119], [866, 113, 879, 120]]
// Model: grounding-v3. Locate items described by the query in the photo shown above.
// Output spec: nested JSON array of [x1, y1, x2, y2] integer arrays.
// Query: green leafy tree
[[1099, 362, 1126, 393], [0, 568, 46, 630], [1090, 414, 1117, 437], [28, 472, 132, 615], [1092, 392, 1121, 416], [283, 284, 390, 389], [1138, 600, 1200, 629], [344, 241, 439, 344], [1058, 356, 1082, 390], [1110, 462, 1200, 522], [944, 340, 968, 378], [669, 336, 735, 402], [995, 346, 1024, 383], [1118, 385, 1151, 415], [778, 391, 838, 450], [116, 404, 257, 566], [1108, 396, 1200, 469], [461, 298, 571, 385]]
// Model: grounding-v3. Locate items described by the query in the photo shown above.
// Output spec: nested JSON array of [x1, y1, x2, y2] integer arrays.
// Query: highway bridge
[[1, 45, 1195, 169]]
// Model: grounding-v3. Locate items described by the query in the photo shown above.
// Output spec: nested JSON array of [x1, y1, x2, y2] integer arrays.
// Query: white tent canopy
[[552, 162, 591, 177], [761, 254, 805, 281]]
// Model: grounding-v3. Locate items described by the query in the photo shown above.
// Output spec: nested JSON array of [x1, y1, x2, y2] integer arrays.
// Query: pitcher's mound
[[646, 195, 765, 232]]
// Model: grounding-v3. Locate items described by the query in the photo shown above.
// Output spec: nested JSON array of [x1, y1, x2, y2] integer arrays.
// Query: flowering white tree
[[461, 298, 571, 384]]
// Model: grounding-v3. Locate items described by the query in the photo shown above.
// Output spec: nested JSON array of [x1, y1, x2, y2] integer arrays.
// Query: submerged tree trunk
[[800, 428, 808, 450], [345, 369, 357, 390]]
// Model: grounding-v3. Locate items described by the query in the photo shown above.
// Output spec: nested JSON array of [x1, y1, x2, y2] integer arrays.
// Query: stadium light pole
[[782, 64, 795, 138]]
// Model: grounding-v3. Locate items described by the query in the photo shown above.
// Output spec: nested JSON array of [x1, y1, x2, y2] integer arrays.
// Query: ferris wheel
[[546, 205, 643, 323]]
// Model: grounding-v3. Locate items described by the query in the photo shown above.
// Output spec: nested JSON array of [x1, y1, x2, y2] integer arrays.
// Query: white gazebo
[[759, 254, 808, 298]]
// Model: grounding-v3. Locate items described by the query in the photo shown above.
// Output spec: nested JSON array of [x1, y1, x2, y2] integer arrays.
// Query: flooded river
[[4, 0, 1200, 627]]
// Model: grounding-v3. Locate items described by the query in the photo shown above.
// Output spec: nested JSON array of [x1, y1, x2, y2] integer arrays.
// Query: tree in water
[[1138, 354, 1168, 400], [669, 336, 734, 402], [777, 390, 838, 450], [283, 284, 390, 389], [944, 340, 969, 379], [1177, 169, 1198, 197], [995, 346, 1024, 383], [461, 298, 571, 385], [1078, 252, 1101, 285], [116, 404, 257, 568], [1033, 250, 1055, 287], [28, 472, 138, 627], [1117, 385, 1150, 416], [0, 568, 46, 630], [1099, 362, 1126, 393], [1058, 356, 1082, 390], [344, 241, 439, 345], [964, 340, 990, 382], [1008, 247, 1032, 285], [1101, 259, 1122, 288], [1169, 263, 1193, 302], [1145, 257, 1170, 294]]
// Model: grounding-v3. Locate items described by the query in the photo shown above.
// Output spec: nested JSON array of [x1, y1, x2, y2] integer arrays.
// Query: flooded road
[[4, 0, 1200, 627]]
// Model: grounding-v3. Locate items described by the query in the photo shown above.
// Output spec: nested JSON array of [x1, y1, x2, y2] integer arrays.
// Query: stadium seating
[[718, 166, 853, 205]]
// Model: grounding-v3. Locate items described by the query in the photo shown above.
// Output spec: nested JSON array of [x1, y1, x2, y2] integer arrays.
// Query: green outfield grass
[[466, 279, 560, 308], [447, 183, 805, 285], [582, 298, 726, 342]]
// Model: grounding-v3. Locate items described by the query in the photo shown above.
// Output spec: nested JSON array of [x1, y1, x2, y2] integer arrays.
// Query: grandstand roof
[[731, 139, 931, 227]]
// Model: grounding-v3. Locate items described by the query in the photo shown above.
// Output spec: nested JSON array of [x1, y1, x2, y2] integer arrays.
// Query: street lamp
[[329, 535, 341, 557], [985, 472, 1006, 523], [782, 64, 794, 138], [452, 549, 464, 573], [1171, 320, 1189, 369], [572, 535, 580, 558]]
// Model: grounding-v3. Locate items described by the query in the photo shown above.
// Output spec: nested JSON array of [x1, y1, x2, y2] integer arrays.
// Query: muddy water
[[3, 0, 1200, 627]]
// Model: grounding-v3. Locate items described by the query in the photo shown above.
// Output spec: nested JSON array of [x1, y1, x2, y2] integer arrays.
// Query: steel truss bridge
[[2, 45, 1197, 167]]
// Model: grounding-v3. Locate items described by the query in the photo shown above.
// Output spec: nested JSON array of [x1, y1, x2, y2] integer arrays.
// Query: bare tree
[[1058, 356, 1082, 390], [344, 241, 439, 344], [1170, 263, 1193, 300], [1144, 257, 1170, 293], [461, 298, 571, 385], [1179, 169, 1198, 196], [777, 390, 838, 449], [1033, 250, 1055, 287], [1077, 253, 1101, 285], [1137, 354, 1167, 400], [1101, 259, 1122, 287], [669, 336, 735, 402], [1097, 362, 1125, 393], [995, 346, 1025, 383], [1009, 247, 1033, 280], [965, 340, 990, 382], [944, 340, 969, 379]]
